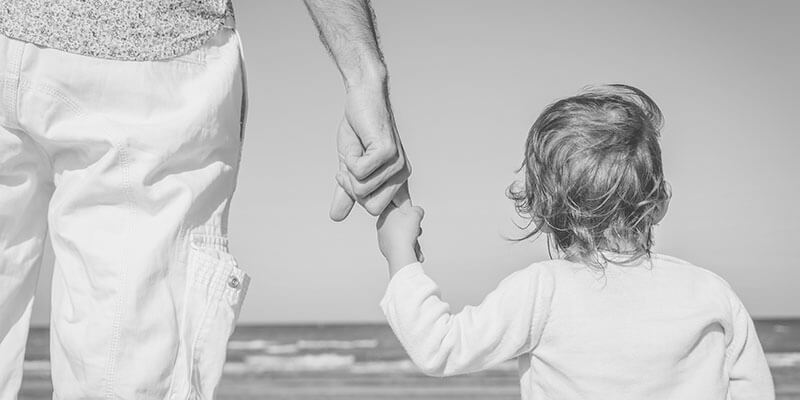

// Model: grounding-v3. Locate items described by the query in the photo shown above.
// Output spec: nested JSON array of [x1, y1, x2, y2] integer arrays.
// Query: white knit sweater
[[381, 254, 774, 400]]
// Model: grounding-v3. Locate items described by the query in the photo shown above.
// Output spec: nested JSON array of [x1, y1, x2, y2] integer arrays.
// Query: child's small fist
[[377, 203, 424, 271]]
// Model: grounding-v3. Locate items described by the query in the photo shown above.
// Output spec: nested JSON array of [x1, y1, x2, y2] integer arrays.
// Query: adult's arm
[[304, 0, 411, 220]]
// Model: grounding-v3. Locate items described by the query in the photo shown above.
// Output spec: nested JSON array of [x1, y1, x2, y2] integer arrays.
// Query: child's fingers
[[412, 206, 425, 227], [414, 212, 424, 262], [414, 240, 424, 263]]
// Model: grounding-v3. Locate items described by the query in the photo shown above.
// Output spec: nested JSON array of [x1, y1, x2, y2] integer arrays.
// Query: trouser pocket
[[180, 233, 250, 399]]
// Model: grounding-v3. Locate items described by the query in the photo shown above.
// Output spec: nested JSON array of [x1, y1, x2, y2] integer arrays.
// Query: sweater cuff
[[380, 262, 424, 309]]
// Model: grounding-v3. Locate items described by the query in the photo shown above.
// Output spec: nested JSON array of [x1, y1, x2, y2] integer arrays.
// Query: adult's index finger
[[344, 143, 393, 180]]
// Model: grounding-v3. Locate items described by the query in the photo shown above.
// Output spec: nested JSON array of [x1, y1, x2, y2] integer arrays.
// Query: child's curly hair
[[508, 84, 671, 267]]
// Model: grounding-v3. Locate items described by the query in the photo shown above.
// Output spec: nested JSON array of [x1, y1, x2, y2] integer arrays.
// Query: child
[[376, 85, 774, 399]]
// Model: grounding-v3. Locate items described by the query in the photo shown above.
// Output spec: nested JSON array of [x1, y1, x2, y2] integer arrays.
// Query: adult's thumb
[[329, 185, 355, 222]]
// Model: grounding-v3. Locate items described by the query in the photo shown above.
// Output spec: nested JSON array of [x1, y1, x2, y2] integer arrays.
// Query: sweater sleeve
[[380, 262, 553, 377], [726, 291, 775, 400]]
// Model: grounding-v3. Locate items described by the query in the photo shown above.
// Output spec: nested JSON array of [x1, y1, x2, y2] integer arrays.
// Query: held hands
[[377, 200, 425, 276], [330, 80, 422, 276], [304, 0, 419, 272], [330, 83, 411, 221]]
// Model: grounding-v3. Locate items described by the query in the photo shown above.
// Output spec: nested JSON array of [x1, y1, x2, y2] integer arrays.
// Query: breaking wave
[[227, 339, 379, 354], [222, 354, 517, 374], [24, 352, 800, 375]]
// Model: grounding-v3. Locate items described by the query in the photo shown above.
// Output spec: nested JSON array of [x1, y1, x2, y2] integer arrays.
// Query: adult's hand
[[331, 83, 411, 221], [303, 0, 412, 221]]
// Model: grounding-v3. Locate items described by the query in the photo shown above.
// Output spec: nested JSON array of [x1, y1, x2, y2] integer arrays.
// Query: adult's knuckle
[[353, 182, 372, 198], [350, 164, 371, 180], [378, 140, 397, 159], [364, 201, 383, 216], [365, 194, 391, 216], [387, 158, 404, 176], [339, 183, 358, 200]]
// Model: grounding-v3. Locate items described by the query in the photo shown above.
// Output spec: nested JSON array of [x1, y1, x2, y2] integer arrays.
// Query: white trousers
[[0, 27, 250, 399]]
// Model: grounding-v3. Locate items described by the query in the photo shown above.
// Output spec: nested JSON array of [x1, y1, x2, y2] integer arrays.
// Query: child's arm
[[726, 292, 775, 399], [376, 204, 553, 377]]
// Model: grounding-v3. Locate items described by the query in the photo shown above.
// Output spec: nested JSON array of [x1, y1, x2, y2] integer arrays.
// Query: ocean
[[20, 320, 800, 399]]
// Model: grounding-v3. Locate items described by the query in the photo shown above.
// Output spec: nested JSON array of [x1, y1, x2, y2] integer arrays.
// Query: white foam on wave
[[350, 359, 517, 374], [24, 352, 800, 376], [22, 361, 50, 372], [773, 325, 789, 333], [223, 352, 800, 375], [227, 339, 277, 351], [766, 352, 800, 368], [350, 359, 417, 374], [222, 354, 518, 375], [227, 339, 379, 354], [296, 339, 379, 350], [225, 354, 356, 373]]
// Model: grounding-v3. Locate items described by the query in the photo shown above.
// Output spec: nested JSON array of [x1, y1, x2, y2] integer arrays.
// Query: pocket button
[[227, 275, 241, 289]]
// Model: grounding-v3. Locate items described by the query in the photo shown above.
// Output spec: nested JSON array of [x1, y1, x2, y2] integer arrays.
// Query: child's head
[[509, 84, 671, 267]]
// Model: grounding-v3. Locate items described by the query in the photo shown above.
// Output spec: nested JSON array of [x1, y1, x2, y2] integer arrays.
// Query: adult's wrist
[[342, 59, 387, 92]]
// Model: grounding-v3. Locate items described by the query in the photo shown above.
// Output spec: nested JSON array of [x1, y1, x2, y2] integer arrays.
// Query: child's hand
[[377, 202, 424, 276]]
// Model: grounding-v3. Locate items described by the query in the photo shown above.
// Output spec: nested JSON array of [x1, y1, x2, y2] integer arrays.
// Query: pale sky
[[31, 0, 800, 325]]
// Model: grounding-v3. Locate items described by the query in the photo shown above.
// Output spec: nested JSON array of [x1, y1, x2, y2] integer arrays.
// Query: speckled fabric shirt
[[0, 0, 235, 61]]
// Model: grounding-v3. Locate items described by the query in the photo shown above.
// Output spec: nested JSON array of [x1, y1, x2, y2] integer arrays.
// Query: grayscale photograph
[[0, 1, 797, 399]]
